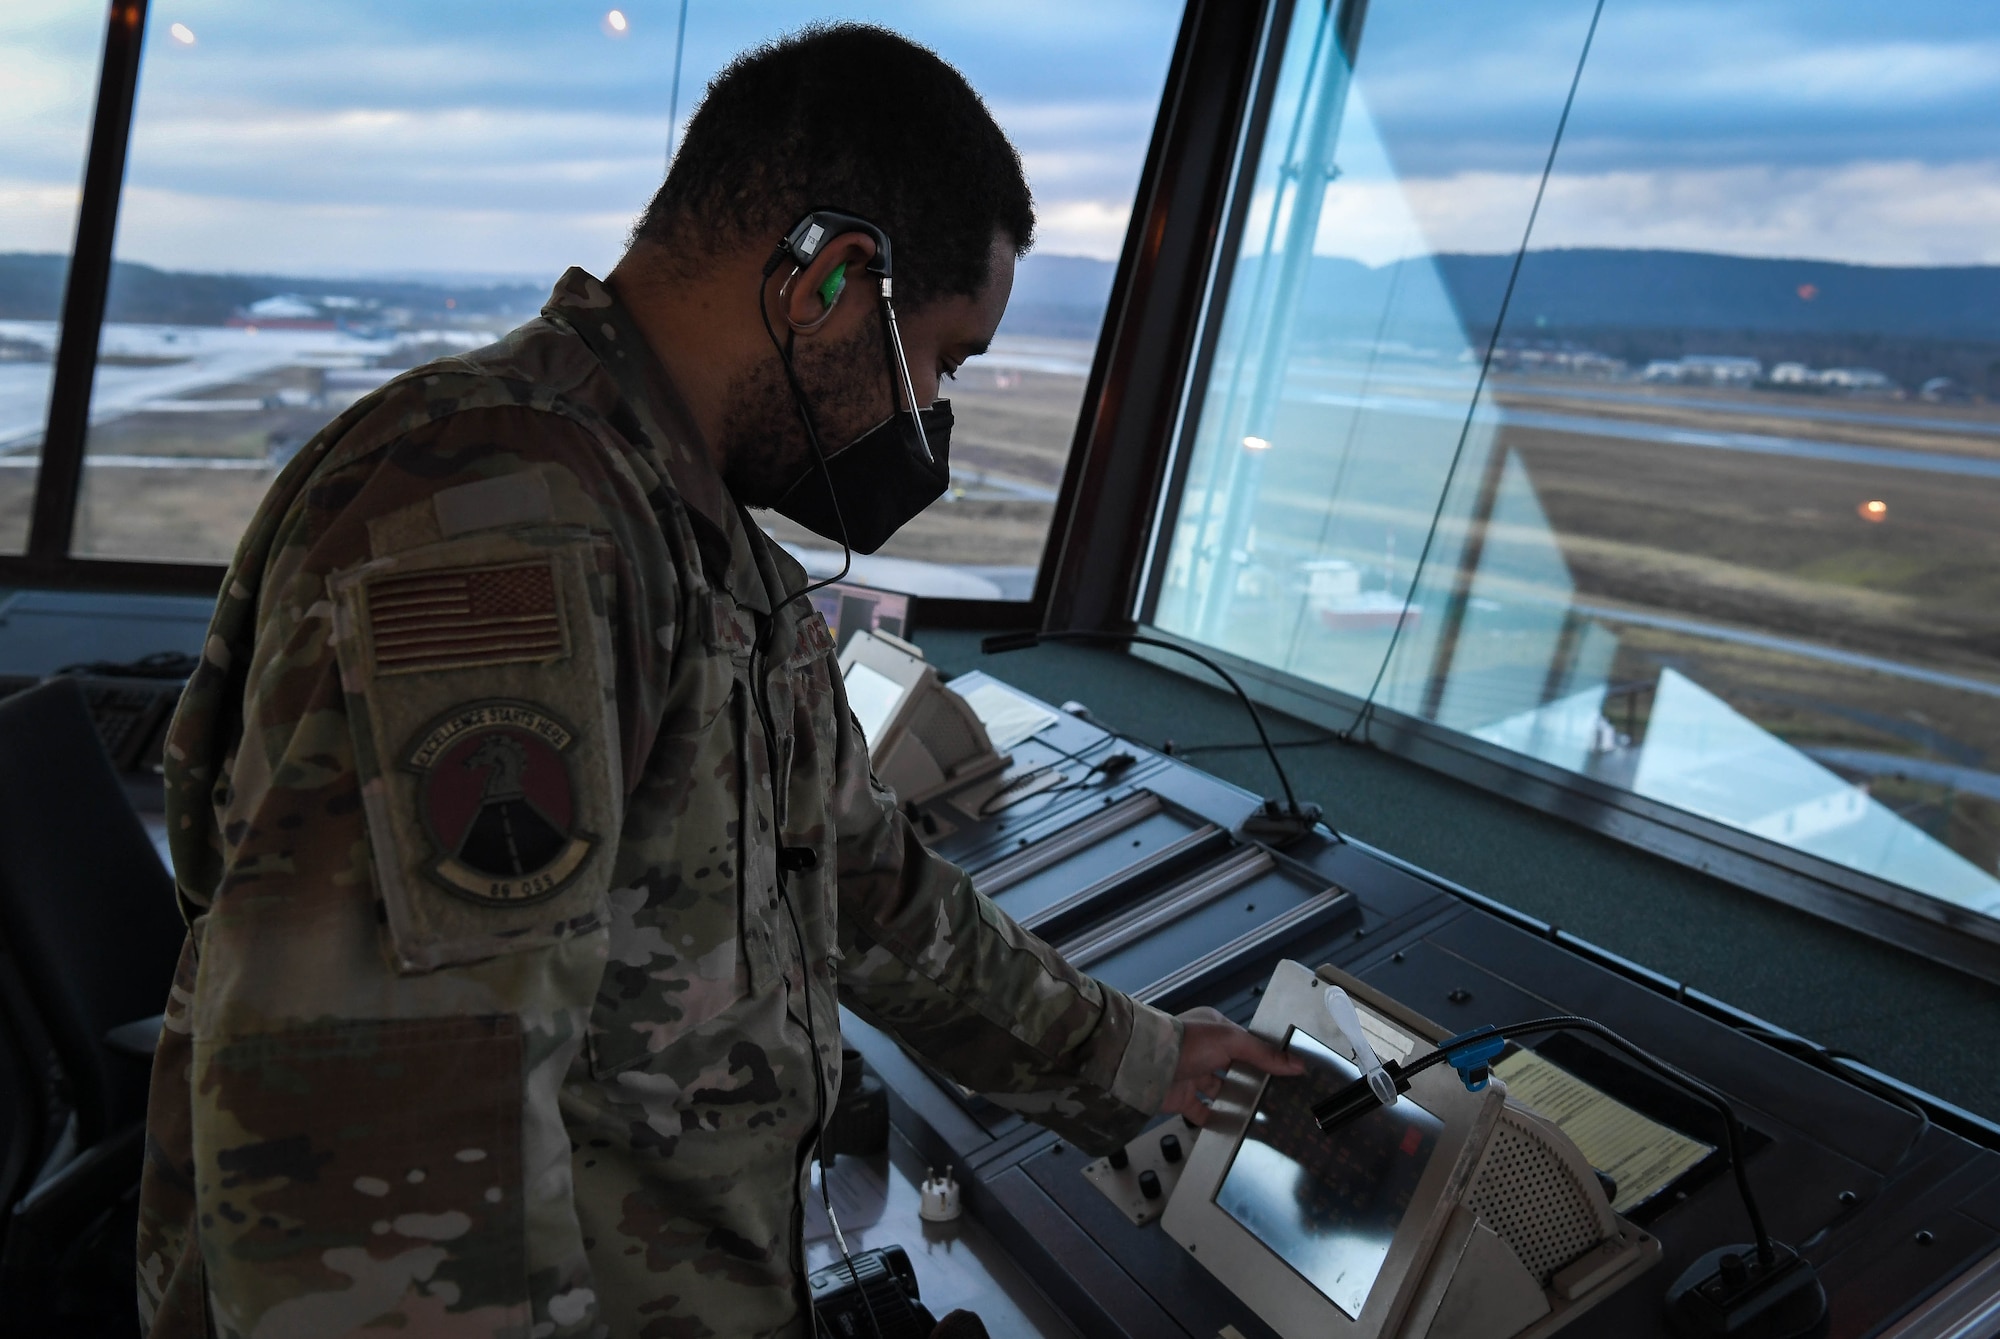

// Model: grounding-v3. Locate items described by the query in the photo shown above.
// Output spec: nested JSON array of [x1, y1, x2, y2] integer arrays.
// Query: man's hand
[[1162, 1006, 1304, 1126]]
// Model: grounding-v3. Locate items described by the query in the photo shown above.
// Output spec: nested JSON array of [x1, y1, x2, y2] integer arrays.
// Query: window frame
[[1065, 0, 2000, 984], [5, 0, 1259, 627], [4, 0, 164, 593]]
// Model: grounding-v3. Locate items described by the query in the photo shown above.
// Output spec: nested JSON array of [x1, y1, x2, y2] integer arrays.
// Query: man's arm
[[836, 812, 1177, 1151], [828, 687, 1296, 1153], [168, 404, 664, 1336]]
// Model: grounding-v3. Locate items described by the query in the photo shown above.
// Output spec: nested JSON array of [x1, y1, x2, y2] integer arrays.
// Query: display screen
[[1216, 1028, 1443, 1319], [809, 583, 912, 649], [844, 662, 908, 745]]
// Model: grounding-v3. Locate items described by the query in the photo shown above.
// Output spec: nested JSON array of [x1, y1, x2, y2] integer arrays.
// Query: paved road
[[1299, 388, 2000, 482], [1294, 364, 2000, 439], [1494, 382, 2000, 440], [0, 453, 269, 470], [1806, 747, 2000, 802], [1574, 600, 2000, 702], [0, 321, 405, 452]]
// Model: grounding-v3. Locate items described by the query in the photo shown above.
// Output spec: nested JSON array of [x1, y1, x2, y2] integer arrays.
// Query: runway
[[1298, 387, 2000, 481]]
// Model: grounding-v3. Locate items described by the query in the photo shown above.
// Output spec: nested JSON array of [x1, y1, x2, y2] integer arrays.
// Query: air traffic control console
[[843, 665, 2000, 1339]]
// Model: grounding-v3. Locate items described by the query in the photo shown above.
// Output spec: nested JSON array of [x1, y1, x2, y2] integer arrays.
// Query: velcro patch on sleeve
[[402, 700, 596, 906], [329, 527, 620, 972], [368, 562, 567, 675]]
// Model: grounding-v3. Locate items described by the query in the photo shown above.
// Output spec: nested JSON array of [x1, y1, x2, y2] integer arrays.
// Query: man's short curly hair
[[632, 23, 1035, 308]]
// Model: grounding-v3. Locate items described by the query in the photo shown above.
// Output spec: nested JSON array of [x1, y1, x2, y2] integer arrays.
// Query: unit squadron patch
[[404, 699, 597, 905]]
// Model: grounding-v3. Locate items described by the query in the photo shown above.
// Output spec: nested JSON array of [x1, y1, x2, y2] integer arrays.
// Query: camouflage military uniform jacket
[[138, 269, 1181, 1339]]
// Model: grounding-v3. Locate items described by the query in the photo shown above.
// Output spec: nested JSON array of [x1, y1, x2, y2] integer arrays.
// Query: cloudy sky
[[0, 0, 1180, 279], [3, 0, 1996, 279], [1299, 0, 2000, 266]]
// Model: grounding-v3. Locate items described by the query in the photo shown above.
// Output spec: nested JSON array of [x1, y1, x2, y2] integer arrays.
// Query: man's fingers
[[1225, 1027, 1304, 1073], [1196, 1072, 1223, 1098]]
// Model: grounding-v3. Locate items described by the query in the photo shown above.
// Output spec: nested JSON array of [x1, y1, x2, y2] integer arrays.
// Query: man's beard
[[720, 317, 889, 508]]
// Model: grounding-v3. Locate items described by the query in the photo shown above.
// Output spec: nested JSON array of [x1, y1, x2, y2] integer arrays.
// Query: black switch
[[1138, 1169, 1162, 1200], [1108, 1146, 1129, 1170], [1159, 1133, 1182, 1164]]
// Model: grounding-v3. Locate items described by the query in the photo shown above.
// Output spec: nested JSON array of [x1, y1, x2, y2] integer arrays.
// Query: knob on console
[[1159, 1133, 1183, 1164], [1138, 1169, 1162, 1200], [1108, 1146, 1130, 1170]]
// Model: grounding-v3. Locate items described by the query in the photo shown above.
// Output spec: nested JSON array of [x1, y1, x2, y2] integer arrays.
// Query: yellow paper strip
[[1494, 1049, 1713, 1213]]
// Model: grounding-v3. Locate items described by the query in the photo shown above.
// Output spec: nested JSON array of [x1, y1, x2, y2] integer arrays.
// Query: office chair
[[0, 676, 185, 1328]]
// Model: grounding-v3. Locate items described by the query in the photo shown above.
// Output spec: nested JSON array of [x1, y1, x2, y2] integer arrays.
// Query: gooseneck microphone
[[980, 629, 1325, 844]]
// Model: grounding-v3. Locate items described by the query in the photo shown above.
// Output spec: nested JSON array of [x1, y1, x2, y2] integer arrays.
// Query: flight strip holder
[[1162, 960, 1659, 1339], [839, 629, 1006, 805]]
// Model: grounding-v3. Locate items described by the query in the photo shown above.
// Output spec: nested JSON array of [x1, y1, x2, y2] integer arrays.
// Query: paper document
[[1494, 1049, 1713, 1213], [1358, 1011, 1418, 1064], [958, 681, 1060, 751]]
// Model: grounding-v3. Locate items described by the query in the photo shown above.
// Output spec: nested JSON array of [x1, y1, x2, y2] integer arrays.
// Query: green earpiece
[[817, 262, 847, 310]]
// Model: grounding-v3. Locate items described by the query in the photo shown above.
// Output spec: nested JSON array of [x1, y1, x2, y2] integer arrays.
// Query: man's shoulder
[[330, 318, 619, 469], [248, 319, 649, 537]]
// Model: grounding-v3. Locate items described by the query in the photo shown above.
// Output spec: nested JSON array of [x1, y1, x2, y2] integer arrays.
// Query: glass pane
[[1156, 0, 2000, 924], [0, 3, 109, 553], [76, 2, 1182, 601], [1154, 0, 1602, 686]]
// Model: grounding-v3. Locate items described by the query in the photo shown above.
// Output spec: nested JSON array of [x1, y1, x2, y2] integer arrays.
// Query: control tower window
[[1145, 1, 2000, 939], [0, 5, 111, 553], [62, 1, 1182, 605]]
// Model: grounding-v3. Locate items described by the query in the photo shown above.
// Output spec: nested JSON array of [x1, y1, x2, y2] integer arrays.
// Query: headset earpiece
[[817, 262, 847, 311], [782, 260, 843, 335]]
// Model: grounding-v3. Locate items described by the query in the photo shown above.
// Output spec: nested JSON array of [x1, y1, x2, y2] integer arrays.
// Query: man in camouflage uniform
[[139, 25, 1298, 1338]]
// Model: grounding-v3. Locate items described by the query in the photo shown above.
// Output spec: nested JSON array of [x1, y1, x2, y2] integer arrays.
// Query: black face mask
[[770, 399, 952, 554]]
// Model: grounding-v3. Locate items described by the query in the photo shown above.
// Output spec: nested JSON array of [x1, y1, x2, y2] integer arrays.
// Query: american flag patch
[[367, 562, 566, 675]]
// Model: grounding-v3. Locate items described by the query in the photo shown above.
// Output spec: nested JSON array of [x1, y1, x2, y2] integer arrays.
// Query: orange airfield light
[[1858, 499, 1888, 522]]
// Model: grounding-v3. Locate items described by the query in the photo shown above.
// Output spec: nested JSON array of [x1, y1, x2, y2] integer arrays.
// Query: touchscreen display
[[1216, 1028, 1443, 1319], [844, 662, 907, 745]]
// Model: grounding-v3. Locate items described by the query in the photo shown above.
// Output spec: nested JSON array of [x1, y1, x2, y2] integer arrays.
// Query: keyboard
[[0, 674, 185, 774]]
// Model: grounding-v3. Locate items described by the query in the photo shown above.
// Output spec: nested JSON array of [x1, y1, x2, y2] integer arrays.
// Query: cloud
[[1303, 160, 2000, 268], [124, 106, 670, 210], [1526, 161, 2000, 264], [23, 0, 1991, 280], [0, 1, 1181, 277], [0, 7, 104, 180], [1035, 200, 1134, 261], [1678, 38, 2000, 107], [1307, 1, 2000, 178], [110, 184, 633, 280], [0, 180, 83, 254]]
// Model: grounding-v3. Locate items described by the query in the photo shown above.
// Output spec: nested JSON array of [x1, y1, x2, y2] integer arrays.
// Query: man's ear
[[781, 232, 878, 334]]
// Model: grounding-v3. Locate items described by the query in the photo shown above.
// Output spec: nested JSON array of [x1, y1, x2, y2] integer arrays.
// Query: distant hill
[[1009, 247, 2000, 378], [1439, 249, 2000, 344], [7, 248, 1998, 391], [999, 252, 1119, 339], [0, 254, 545, 326], [1276, 249, 2000, 392]]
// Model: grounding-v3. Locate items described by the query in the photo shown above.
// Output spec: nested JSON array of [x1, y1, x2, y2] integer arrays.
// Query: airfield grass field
[[0, 356, 1088, 569]]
